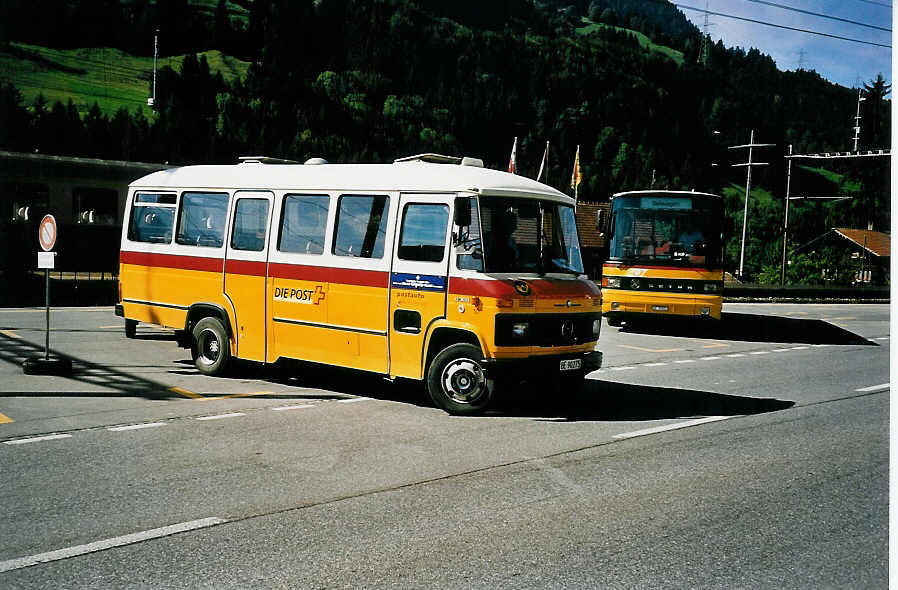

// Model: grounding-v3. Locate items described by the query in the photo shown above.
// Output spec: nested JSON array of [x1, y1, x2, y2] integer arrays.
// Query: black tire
[[125, 319, 138, 338], [426, 343, 493, 414], [606, 315, 622, 328], [192, 317, 230, 376]]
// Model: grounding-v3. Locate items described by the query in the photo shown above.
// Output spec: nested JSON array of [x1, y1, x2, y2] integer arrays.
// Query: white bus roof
[[130, 159, 572, 203], [612, 190, 721, 200]]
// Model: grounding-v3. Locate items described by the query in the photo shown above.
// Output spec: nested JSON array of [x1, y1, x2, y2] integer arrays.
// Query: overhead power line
[[672, 2, 892, 48], [745, 0, 891, 33], [849, 0, 891, 8]]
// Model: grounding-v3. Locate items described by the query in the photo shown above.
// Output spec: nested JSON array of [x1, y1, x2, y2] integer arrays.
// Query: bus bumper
[[483, 350, 602, 380]]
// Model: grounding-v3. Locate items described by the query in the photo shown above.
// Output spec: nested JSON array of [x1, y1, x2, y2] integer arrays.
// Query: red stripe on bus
[[120, 250, 223, 273], [268, 262, 388, 288], [225, 259, 266, 277], [450, 277, 599, 298], [603, 264, 723, 273]]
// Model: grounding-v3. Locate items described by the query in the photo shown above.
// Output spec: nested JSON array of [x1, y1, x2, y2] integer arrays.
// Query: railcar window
[[128, 192, 177, 243], [333, 195, 389, 259], [176, 192, 229, 248], [74, 187, 118, 224], [231, 198, 269, 252], [278, 194, 329, 255], [4, 182, 49, 222], [398, 204, 448, 262]]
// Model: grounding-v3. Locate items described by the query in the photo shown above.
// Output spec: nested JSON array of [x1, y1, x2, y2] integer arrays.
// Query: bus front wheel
[[426, 343, 493, 415], [192, 317, 230, 376]]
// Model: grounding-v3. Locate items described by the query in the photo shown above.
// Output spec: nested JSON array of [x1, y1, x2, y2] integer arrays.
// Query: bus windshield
[[457, 196, 584, 275], [609, 194, 722, 268]]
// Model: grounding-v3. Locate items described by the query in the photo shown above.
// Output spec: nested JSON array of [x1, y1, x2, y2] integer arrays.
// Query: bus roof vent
[[394, 153, 461, 165], [394, 154, 483, 167], [304, 157, 330, 165], [238, 156, 301, 164]]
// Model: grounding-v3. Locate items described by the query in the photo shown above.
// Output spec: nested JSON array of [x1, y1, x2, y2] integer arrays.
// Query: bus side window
[[230, 198, 269, 252], [333, 195, 389, 258], [128, 192, 176, 243], [398, 203, 449, 262], [278, 194, 329, 254], [176, 192, 229, 248], [455, 196, 483, 271]]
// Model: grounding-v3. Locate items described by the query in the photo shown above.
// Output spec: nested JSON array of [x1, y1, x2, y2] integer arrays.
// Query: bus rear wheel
[[192, 317, 230, 376], [426, 343, 493, 415]]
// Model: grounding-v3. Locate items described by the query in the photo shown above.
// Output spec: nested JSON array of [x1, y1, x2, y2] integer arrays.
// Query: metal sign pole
[[23, 215, 71, 375], [44, 267, 50, 361]]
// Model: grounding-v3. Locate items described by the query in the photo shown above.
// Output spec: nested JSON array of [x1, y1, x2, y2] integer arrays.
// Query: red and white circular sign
[[39, 214, 57, 251]]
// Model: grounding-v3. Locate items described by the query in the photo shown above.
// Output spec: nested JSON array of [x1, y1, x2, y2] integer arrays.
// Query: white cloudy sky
[[676, 0, 892, 90]]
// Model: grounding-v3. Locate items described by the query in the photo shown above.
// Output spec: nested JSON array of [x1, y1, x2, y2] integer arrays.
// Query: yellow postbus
[[116, 154, 602, 414], [600, 190, 724, 326]]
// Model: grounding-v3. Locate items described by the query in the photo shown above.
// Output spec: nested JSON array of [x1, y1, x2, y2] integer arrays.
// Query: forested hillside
[[0, 0, 890, 282]]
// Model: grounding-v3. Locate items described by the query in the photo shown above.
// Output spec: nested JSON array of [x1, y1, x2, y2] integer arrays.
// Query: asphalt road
[[0, 303, 889, 589]]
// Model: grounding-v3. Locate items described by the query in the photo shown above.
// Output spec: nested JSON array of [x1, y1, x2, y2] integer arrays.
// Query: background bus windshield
[[609, 195, 722, 267]]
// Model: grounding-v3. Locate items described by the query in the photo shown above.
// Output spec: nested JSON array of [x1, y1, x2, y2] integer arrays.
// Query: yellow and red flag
[[570, 144, 582, 192]]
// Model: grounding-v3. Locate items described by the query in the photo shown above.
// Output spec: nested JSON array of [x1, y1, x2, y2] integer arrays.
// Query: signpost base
[[22, 356, 72, 376]]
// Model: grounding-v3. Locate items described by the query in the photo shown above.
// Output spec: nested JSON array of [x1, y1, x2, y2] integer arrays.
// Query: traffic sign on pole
[[38, 215, 57, 251]]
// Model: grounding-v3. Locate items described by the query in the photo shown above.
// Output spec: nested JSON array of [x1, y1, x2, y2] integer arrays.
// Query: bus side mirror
[[454, 197, 471, 227], [596, 209, 606, 237]]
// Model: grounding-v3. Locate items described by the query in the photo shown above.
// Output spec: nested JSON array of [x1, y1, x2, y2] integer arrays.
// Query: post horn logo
[[513, 280, 531, 296]]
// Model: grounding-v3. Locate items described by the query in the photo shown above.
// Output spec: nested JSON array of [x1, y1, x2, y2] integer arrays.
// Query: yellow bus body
[[117, 156, 603, 413]]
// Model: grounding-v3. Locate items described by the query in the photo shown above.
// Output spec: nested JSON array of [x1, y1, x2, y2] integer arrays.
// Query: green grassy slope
[[575, 18, 684, 65], [0, 42, 250, 117]]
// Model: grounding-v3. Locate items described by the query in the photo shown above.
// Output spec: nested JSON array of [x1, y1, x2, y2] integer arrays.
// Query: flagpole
[[537, 140, 549, 183]]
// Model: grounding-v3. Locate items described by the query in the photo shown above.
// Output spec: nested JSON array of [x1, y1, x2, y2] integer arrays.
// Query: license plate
[[560, 358, 582, 371]]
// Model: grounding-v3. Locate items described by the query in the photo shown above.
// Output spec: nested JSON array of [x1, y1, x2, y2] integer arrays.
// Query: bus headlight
[[604, 277, 621, 288], [512, 322, 529, 339], [592, 319, 601, 337]]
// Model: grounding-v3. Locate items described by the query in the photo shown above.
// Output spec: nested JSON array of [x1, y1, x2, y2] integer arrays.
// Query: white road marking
[[790, 346, 809, 350], [272, 404, 314, 411], [613, 416, 734, 440], [338, 397, 371, 403], [195, 412, 245, 421], [3, 434, 72, 445], [107, 422, 166, 432], [750, 351, 770, 355], [700, 356, 721, 361], [771, 348, 792, 352], [725, 353, 746, 358], [644, 362, 668, 367], [855, 383, 889, 393], [609, 366, 636, 371], [0, 517, 227, 573], [875, 336, 889, 341], [673, 359, 695, 364]]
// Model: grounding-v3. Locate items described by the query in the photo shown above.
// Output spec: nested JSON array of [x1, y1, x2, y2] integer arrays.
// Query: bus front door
[[388, 194, 453, 379], [223, 191, 274, 362]]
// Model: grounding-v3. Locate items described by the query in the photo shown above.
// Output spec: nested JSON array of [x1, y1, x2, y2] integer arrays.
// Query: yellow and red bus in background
[[117, 154, 602, 414], [600, 190, 724, 326]]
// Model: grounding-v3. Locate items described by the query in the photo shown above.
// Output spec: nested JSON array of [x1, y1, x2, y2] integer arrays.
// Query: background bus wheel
[[426, 343, 493, 414], [125, 319, 137, 338], [192, 317, 230, 376]]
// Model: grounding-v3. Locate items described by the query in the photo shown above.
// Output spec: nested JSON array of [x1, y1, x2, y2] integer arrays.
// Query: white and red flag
[[507, 137, 518, 174]]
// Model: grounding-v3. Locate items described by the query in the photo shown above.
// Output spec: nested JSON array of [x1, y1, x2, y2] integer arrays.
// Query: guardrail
[[724, 284, 889, 303]]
